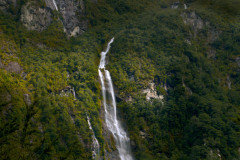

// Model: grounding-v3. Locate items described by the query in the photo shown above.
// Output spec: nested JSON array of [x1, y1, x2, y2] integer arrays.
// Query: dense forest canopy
[[0, 0, 240, 159]]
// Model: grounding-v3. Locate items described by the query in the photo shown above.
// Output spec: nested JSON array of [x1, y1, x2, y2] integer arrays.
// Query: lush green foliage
[[0, 11, 104, 159], [0, 0, 240, 159], [87, 0, 240, 159]]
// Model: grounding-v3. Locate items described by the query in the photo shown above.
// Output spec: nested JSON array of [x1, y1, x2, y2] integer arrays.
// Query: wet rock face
[[58, 0, 87, 36], [99, 105, 120, 160], [21, 2, 52, 31], [0, 0, 16, 13], [44, 0, 88, 36], [17, 0, 90, 36]]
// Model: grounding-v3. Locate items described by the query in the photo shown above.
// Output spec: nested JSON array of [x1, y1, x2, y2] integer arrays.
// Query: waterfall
[[87, 115, 100, 160], [184, 4, 187, 9], [98, 38, 134, 160], [72, 87, 76, 100], [52, 0, 58, 11]]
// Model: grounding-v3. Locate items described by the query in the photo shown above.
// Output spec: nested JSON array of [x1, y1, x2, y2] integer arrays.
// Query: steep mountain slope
[[0, 0, 240, 160]]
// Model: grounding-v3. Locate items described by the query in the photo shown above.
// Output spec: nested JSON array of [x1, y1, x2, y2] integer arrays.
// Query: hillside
[[0, 0, 240, 160]]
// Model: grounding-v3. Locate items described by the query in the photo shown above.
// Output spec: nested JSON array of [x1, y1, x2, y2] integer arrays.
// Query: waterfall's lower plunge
[[98, 38, 134, 160], [87, 115, 100, 160]]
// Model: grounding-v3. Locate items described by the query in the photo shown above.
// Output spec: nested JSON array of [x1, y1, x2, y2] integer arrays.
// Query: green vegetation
[[0, 0, 240, 159], [0, 10, 104, 159]]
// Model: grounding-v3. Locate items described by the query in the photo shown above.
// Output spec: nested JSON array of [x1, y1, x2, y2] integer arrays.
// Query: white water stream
[[87, 115, 100, 160], [184, 4, 187, 9], [52, 0, 58, 11], [98, 38, 134, 160], [72, 87, 76, 100]]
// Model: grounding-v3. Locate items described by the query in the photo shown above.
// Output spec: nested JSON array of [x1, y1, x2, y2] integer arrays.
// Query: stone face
[[181, 11, 204, 37], [21, 2, 52, 31], [181, 11, 221, 40], [6, 0, 89, 36], [70, 26, 81, 37], [59, 86, 76, 98], [171, 1, 179, 9], [140, 131, 147, 139], [142, 82, 164, 101], [0, 0, 16, 13], [0, 59, 23, 74], [24, 94, 32, 106], [181, 11, 221, 59], [125, 96, 132, 102], [51, 0, 88, 36], [5, 61, 22, 74]]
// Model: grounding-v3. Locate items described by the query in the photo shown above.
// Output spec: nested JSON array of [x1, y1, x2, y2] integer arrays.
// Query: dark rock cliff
[[0, 0, 17, 13], [45, 0, 88, 36], [0, 0, 93, 37]]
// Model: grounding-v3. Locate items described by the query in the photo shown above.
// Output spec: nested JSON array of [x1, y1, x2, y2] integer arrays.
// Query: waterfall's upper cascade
[[52, 0, 58, 11], [87, 115, 100, 160], [99, 38, 114, 69], [98, 38, 134, 160], [184, 4, 187, 9]]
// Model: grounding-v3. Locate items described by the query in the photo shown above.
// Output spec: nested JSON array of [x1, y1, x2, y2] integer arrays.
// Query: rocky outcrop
[[44, 0, 88, 36], [57, 0, 87, 36], [140, 131, 148, 139], [207, 149, 222, 160], [19, 0, 88, 36], [0, 0, 16, 13], [181, 11, 221, 40], [100, 105, 120, 160], [142, 82, 164, 101], [171, 1, 179, 9], [181, 11, 206, 37], [0, 58, 23, 74], [181, 11, 221, 59], [24, 94, 32, 106], [59, 86, 76, 98], [125, 95, 133, 102], [182, 78, 192, 95], [171, 1, 188, 9], [5, 61, 22, 74], [44, 0, 58, 11], [21, 2, 52, 31]]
